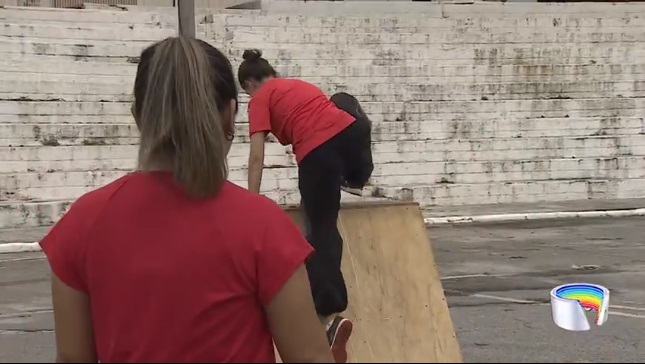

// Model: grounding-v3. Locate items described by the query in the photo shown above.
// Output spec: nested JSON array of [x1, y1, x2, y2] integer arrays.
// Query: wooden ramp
[[282, 201, 462, 363]]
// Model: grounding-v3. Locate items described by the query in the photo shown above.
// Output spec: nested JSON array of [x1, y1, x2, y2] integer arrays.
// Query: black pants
[[298, 117, 373, 317]]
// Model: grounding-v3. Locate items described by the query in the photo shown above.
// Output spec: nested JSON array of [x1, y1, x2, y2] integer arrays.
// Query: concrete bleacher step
[[0, 38, 153, 58], [0, 199, 74, 229], [0, 56, 136, 75], [1, 22, 175, 42], [3, 98, 645, 123], [0, 5, 177, 25]]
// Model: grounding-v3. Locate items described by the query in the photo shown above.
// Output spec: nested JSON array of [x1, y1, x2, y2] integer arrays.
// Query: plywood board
[[280, 201, 462, 363]]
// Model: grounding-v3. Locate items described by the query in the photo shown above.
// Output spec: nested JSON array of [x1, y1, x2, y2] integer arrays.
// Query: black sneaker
[[340, 181, 363, 197], [326, 316, 353, 363]]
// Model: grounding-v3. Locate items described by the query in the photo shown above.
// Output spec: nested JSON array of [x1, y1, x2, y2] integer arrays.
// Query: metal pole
[[178, 0, 196, 38]]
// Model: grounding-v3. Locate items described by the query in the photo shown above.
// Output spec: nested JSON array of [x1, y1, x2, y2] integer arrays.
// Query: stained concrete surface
[[423, 198, 645, 218], [1, 216, 644, 362]]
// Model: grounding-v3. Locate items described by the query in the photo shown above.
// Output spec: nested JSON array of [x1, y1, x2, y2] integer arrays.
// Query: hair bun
[[242, 49, 262, 61]]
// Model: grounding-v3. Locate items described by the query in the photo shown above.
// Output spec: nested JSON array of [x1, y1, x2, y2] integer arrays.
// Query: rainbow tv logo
[[550, 283, 610, 331]]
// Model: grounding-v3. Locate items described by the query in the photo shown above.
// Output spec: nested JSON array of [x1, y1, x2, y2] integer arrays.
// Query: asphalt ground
[[1, 216, 643, 362]]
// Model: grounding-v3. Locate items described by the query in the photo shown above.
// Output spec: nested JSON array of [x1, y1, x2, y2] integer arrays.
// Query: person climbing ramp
[[239, 49, 374, 363]]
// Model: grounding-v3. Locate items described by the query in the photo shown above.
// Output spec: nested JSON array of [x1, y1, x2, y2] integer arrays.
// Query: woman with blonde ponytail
[[39, 37, 332, 363]]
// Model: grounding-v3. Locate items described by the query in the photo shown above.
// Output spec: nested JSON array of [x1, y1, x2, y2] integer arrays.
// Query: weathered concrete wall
[[2, 3, 645, 228], [0, 0, 256, 9]]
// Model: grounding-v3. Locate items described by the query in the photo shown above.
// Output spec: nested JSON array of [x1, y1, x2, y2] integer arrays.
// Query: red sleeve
[[248, 92, 272, 137], [39, 200, 91, 292], [256, 202, 314, 306]]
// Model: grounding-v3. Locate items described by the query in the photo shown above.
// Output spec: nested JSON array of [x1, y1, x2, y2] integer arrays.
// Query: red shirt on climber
[[247, 78, 355, 163]]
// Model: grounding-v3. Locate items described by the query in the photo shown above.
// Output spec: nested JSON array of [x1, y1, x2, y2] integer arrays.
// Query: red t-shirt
[[39, 171, 313, 363], [247, 78, 355, 163]]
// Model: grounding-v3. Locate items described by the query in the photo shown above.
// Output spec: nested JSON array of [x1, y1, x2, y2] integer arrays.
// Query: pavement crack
[[0, 329, 53, 334], [0, 278, 49, 287], [0, 309, 52, 318], [449, 301, 541, 308]]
